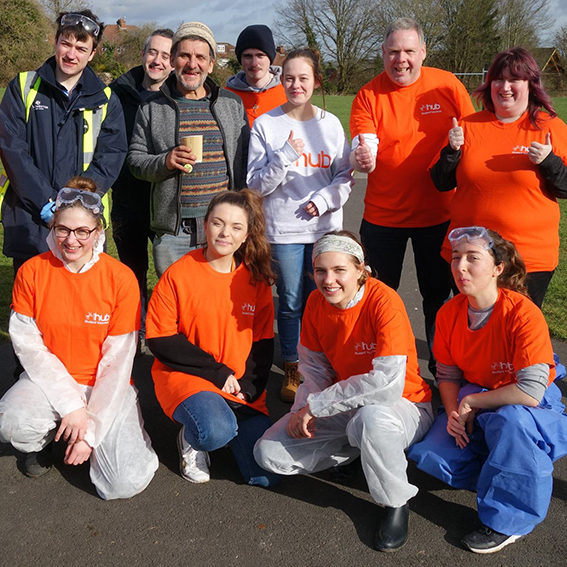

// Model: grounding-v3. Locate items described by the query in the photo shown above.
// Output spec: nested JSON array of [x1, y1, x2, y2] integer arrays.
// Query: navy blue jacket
[[0, 58, 127, 260]]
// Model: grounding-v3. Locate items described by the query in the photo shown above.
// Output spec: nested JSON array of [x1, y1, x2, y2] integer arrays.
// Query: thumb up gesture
[[353, 134, 376, 173], [287, 130, 305, 156], [448, 117, 464, 151], [528, 132, 552, 165]]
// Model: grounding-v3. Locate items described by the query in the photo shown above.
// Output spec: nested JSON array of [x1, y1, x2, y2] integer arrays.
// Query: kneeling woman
[[409, 227, 567, 554], [0, 176, 158, 499], [146, 190, 281, 487], [254, 231, 433, 551]]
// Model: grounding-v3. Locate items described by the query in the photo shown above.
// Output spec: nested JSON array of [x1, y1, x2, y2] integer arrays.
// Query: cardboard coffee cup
[[181, 135, 203, 163]]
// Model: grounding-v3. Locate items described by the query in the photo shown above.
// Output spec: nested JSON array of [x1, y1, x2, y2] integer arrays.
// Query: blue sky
[[90, 0, 567, 47]]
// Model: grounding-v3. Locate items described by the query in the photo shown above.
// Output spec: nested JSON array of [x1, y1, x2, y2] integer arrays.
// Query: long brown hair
[[204, 190, 276, 286], [488, 229, 528, 295]]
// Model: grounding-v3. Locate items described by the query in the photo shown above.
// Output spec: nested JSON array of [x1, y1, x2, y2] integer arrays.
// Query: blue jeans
[[360, 220, 451, 376], [172, 391, 281, 487], [271, 243, 317, 362], [153, 217, 206, 278]]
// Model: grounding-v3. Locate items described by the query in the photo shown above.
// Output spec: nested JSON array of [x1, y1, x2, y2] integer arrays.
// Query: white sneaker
[[177, 427, 211, 483]]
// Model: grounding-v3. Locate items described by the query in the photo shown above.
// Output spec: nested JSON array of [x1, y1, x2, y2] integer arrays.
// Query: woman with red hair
[[431, 47, 567, 307]]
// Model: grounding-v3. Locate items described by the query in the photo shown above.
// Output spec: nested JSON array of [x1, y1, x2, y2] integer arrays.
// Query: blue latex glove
[[40, 201, 56, 223]]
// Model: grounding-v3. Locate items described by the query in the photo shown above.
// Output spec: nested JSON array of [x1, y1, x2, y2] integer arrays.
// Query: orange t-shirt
[[350, 67, 474, 228], [434, 289, 555, 389], [146, 249, 275, 419], [225, 84, 287, 127], [12, 252, 141, 386], [442, 111, 567, 272], [300, 278, 431, 404]]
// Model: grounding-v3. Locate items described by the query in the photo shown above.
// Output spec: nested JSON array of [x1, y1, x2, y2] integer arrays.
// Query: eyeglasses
[[54, 225, 98, 241], [448, 226, 494, 251], [60, 13, 101, 38], [56, 187, 103, 215]]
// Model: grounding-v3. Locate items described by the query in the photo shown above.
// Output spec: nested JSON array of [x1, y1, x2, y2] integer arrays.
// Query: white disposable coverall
[[0, 232, 158, 499], [254, 345, 433, 508]]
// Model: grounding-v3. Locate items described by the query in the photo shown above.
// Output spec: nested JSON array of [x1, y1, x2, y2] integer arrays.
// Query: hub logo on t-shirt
[[354, 341, 376, 356], [241, 303, 255, 316], [492, 361, 514, 374], [85, 312, 111, 325], [420, 103, 442, 115], [512, 145, 529, 155]]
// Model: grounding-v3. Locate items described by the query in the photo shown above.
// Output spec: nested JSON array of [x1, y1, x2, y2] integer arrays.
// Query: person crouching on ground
[[409, 226, 567, 554], [145, 189, 281, 487], [0, 176, 158, 499], [254, 231, 433, 551]]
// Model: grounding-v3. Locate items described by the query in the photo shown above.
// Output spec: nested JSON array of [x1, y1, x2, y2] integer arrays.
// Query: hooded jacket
[[127, 74, 249, 236], [0, 57, 127, 260], [226, 66, 287, 127]]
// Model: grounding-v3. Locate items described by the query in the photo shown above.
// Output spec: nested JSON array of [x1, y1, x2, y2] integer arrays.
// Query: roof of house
[[101, 18, 139, 45]]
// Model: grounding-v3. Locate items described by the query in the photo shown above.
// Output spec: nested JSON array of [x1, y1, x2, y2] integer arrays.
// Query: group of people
[[0, 9, 566, 557]]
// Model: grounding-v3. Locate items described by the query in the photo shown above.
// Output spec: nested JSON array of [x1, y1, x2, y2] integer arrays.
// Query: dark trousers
[[526, 271, 554, 309], [111, 206, 154, 338], [360, 220, 452, 376]]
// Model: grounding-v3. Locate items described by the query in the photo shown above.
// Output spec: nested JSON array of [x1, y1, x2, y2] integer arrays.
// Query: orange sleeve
[[11, 259, 36, 318], [253, 282, 275, 342], [146, 270, 181, 339], [510, 301, 555, 383], [432, 301, 459, 367], [349, 81, 378, 139], [371, 290, 416, 357], [300, 293, 324, 353], [106, 265, 141, 336]]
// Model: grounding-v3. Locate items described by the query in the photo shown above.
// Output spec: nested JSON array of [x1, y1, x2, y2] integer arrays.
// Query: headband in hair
[[312, 235, 364, 264]]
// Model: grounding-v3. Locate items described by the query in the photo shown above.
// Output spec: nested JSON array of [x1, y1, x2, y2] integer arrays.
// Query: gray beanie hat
[[172, 22, 216, 57]]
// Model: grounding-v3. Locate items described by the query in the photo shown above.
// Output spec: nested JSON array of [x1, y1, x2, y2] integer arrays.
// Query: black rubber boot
[[374, 503, 410, 552], [24, 445, 53, 478], [329, 457, 360, 483]]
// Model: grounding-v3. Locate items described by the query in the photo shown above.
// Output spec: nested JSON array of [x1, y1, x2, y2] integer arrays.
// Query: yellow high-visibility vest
[[0, 71, 112, 224]]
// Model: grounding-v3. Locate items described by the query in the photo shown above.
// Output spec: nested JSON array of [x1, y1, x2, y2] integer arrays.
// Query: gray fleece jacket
[[127, 74, 250, 235]]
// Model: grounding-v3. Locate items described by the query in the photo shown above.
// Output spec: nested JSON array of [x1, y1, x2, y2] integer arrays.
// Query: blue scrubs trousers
[[408, 382, 567, 536]]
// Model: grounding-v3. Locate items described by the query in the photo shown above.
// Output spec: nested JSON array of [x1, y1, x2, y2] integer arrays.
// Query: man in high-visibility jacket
[[0, 10, 127, 273]]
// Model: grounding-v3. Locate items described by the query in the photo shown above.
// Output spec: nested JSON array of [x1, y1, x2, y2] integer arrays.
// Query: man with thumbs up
[[349, 17, 474, 376]]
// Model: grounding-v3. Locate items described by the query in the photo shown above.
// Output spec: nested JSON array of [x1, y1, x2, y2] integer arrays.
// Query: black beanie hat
[[235, 25, 276, 64]]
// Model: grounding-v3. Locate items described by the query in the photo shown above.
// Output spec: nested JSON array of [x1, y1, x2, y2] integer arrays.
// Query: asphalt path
[[1, 174, 566, 566]]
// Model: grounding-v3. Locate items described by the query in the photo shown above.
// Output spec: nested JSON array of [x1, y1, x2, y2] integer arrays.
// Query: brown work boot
[[280, 361, 301, 402]]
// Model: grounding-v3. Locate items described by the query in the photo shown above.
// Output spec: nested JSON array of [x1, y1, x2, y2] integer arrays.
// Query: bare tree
[[275, 0, 383, 93], [555, 25, 567, 60], [38, 0, 91, 20], [498, 0, 551, 50]]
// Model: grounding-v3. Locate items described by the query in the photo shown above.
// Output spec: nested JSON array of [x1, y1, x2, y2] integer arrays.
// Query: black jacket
[[0, 58, 127, 260], [109, 66, 155, 211]]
